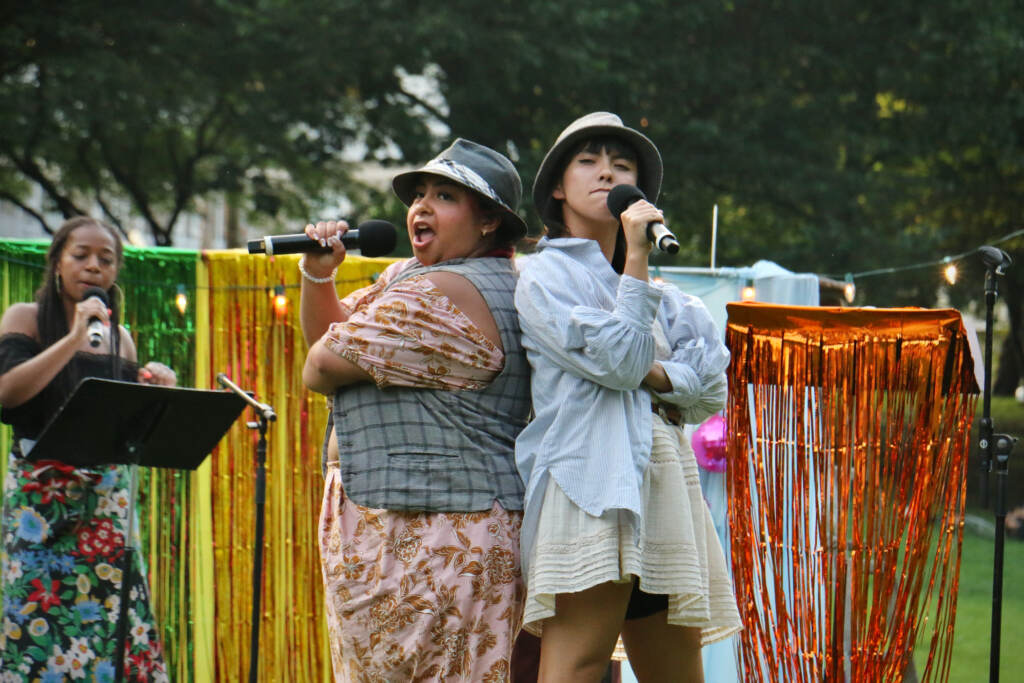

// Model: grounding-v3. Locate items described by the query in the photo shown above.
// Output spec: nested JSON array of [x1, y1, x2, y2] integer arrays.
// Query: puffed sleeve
[[335, 259, 406, 319], [321, 275, 503, 390], [515, 257, 663, 391], [650, 285, 730, 424]]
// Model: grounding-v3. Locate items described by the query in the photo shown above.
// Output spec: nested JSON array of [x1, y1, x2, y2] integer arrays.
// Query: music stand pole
[[977, 246, 1017, 683], [108, 313, 133, 683], [216, 373, 276, 683]]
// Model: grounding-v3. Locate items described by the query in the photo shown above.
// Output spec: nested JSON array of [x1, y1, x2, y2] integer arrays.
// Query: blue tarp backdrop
[[629, 261, 820, 683]]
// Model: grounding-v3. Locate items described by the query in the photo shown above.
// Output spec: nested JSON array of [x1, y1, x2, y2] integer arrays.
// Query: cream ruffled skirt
[[522, 413, 742, 648]]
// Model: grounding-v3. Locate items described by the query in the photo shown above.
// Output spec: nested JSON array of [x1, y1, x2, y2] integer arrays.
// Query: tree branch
[[73, 138, 129, 238], [0, 145, 86, 219], [90, 126, 173, 245], [394, 89, 450, 128], [0, 191, 53, 235]]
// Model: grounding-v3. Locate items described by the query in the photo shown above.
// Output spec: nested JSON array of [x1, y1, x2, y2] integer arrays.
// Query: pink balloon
[[692, 414, 727, 472]]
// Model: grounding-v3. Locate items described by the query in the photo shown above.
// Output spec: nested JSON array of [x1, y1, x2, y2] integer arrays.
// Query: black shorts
[[624, 577, 669, 620]]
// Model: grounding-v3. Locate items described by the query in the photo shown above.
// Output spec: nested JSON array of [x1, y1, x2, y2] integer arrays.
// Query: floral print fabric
[[0, 455, 168, 682], [322, 259, 504, 391], [319, 464, 524, 682]]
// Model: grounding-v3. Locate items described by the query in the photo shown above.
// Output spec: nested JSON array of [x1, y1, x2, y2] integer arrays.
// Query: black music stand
[[27, 377, 247, 469], [24, 377, 247, 682]]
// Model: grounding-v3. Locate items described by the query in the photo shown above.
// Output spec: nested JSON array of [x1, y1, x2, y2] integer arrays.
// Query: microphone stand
[[107, 307, 134, 683], [216, 373, 276, 683], [977, 246, 1018, 683]]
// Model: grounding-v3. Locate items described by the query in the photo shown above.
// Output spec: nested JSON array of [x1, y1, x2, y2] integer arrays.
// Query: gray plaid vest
[[331, 257, 530, 511]]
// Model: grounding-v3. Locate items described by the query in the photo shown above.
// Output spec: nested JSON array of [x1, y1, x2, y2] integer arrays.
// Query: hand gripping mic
[[81, 286, 109, 348], [247, 220, 398, 257], [606, 184, 680, 254]]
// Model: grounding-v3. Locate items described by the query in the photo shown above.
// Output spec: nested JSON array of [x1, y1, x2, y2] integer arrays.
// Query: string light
[[272, 285, 289, 316], [822, 227, 1023, 303], [3, 225, 1020, 304], [843, 274, 856, 304], [741, 279, 756, 302], [175, 284, 188, 315], [943, 257, 958, 285], [831, 227, 1024, 283]]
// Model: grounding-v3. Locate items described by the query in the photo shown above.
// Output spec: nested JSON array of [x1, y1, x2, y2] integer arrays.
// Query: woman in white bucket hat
[[514, 113, 741, 682]]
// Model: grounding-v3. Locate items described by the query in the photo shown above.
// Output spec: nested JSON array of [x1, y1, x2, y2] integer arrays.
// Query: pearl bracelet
[[298, 255, 337, 284]]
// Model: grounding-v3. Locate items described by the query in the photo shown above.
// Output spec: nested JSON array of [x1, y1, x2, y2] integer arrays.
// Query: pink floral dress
[[317, 260, 524, 682]]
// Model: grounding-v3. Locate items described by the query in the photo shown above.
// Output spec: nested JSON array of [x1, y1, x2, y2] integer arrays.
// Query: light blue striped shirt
[[514, 237, 730, 572]]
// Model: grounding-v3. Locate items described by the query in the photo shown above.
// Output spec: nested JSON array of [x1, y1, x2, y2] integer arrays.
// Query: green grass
[[988, 396, 1024, 435], [915, 520, 1024, 682]]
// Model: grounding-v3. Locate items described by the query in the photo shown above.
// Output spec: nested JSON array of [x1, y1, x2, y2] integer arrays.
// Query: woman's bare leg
[[621, 611, 703, 682], [538, 581, 633, 682]]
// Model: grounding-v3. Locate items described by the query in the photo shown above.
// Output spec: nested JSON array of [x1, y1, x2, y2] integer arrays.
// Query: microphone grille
[[606, 184, 646, 219], [357, 220, 398, 257], [81, 286, 109, 305], [979, 245, 1012, 270]]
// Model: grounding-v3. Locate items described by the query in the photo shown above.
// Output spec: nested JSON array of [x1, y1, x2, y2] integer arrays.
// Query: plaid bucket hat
[[392, 138, 528, 241]]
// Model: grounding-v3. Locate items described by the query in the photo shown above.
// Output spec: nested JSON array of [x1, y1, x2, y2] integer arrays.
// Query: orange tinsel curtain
[[725, 303, 979, 683], [195, 251, 395, 681]]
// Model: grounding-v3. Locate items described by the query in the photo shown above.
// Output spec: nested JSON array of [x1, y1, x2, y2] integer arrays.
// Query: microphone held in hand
[[81, 286, 109, 348], [247, 220, 398, 258], [606, 184, 680, 254]]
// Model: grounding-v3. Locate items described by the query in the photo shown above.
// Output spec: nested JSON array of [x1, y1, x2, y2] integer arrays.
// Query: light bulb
[[175, 284, 188, 315], [273, 285, 289, 316]]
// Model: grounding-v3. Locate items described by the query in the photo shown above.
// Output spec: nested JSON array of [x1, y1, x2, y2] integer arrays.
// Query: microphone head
[[606, 184, 646, 219], [356, 220, 398, 257], [979, 245, 1012, 272], [81, 286, 109, 305]]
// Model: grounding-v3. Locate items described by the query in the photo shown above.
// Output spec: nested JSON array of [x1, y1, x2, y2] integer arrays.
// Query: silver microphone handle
[[647, 222, 680, 254], [87, 319, 105, 347]]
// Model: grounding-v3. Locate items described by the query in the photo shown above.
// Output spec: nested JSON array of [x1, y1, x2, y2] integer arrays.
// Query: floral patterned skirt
[[1, 453, 168, 682], [319, 463, 524, 682]]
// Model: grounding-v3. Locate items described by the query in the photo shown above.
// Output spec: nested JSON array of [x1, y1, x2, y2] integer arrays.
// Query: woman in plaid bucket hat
[[300, 138, 531, 681], [514, 113, 741, 681]]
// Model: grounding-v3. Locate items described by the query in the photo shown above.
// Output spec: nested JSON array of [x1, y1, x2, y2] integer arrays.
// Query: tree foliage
[[2, 0, 1022, 388], [0, 0, 435, 244], [426, 0, 1024, 390]]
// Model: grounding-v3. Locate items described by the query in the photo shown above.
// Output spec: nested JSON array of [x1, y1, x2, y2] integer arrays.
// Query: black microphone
[[979, 245, 1013, 273], [606, 184, 680, 254], [247, 220, 398, 257], [81, 286, 108, 348]]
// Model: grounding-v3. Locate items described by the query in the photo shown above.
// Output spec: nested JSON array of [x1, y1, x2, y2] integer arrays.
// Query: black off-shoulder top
[[0, 333, 138, 442]]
